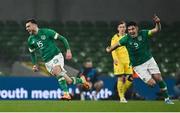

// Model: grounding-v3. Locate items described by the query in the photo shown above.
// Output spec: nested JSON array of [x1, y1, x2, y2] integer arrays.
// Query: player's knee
[[67, 81, 72, 84], [152, 73, 163, 81], [52, 66, 62, 76], [147, 79, 156, 87], [118, 75, 125, 81]]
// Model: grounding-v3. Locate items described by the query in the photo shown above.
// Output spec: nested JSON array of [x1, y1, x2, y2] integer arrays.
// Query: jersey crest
[[133, 42, 139, 49], [41, 35, 46, 40]]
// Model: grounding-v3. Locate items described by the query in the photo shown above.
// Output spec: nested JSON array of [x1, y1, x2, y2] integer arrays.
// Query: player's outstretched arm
[[106, 42, 120, 53], [30, 52, 39, 72], [150, 15, 161, 35]]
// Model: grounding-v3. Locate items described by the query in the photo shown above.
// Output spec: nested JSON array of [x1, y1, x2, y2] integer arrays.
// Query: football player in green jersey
[[106, 15, 174, 104], [25, 19, 90, 100]]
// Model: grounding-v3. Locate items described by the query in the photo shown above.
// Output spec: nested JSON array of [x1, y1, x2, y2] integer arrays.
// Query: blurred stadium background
[[0, 0, 180, 111]]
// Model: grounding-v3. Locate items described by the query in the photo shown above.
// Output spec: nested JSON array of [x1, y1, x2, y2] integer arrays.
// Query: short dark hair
[[119, 20, 126, 25], [26, 19, 37, 24], [84, 57, 92, 63], [127, 21, 137, 27]]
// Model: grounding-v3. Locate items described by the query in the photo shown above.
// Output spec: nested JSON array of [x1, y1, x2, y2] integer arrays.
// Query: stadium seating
[[65, 21, 80, 37], [79, 21, 95, 37], [49, 20, 65, 33], [0, 20, 179, 76]]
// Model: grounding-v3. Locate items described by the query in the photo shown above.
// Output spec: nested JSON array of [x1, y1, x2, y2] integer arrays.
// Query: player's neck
[[34, 27, 39, 35], [118, 32, 125, 37]]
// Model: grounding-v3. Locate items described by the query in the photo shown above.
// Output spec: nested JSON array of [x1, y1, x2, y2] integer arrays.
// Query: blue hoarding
[[0, 76, 176, 100], [0, 76, 116, 100]]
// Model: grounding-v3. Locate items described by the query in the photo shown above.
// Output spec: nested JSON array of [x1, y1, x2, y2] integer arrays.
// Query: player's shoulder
[[111, 34, 118, 40], [140, 29, 149, 33], [122, 34, 128, 39], [27, 35, 36, 45], [139, 29, 150, 37], [40, 28, 53, 32], [121, 34, 130, 42], [40, 28, 55, 32], [92, 68, 97, 72], [40, 28, 57, 36], [27, 35, 34, 41], [121, 34, 128, 38]]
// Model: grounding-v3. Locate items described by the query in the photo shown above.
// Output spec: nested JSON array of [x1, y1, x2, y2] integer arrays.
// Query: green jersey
[[28, 28, 70, 64], [119, 30, 152, 66]]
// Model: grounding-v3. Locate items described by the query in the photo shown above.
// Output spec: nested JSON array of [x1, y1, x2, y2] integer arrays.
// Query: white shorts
[[133, 57, 161, 83], [45, 53, 66, 74]]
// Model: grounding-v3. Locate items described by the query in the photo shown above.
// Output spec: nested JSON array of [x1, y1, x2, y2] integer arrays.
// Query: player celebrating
[[111, 21, 133, 103], [25, 19, 90, 100], [106, 15, 174, 104]]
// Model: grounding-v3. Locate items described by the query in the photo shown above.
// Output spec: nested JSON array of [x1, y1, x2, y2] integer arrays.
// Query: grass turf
[[0, 100, 179, 112]]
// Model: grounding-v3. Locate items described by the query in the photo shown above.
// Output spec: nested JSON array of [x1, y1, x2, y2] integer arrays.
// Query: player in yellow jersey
[[111, 21, 133, 103]]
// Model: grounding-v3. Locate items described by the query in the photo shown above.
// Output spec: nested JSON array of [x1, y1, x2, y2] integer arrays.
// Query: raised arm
[[149, 15, 161, 35]]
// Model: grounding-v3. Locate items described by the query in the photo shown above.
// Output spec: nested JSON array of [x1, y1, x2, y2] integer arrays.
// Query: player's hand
[[106, 46, 111, 53], [32, 65, 39, 72], [153, 14, 160, 23], [66, 49, 72, 60]]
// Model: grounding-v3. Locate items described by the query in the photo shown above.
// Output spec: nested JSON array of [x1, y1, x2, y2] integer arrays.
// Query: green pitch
[[0, 100, 179, 112]]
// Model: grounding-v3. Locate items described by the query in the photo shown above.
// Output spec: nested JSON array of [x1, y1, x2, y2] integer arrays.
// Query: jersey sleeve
[[27, 37, 36, 53], [148, 30, 153, 37], [27, 37, 37, 64], [58, 35, 70, 49], [119, 35, 128, 46], [46, 29, 70, 50], [142, 30, 152, 38], [46, 29, 59, 39]]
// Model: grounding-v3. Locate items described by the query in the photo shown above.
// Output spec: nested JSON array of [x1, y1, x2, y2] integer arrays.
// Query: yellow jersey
[[111, 34, 130, 63], [111, 34, 132, 75]]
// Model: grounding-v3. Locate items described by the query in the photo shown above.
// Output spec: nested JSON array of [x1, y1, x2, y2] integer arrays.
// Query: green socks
[[158, 80, 169, 98], [58, 77, 68, 93], [57, 76, 83, 93], [71, 77, 83, 84]]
